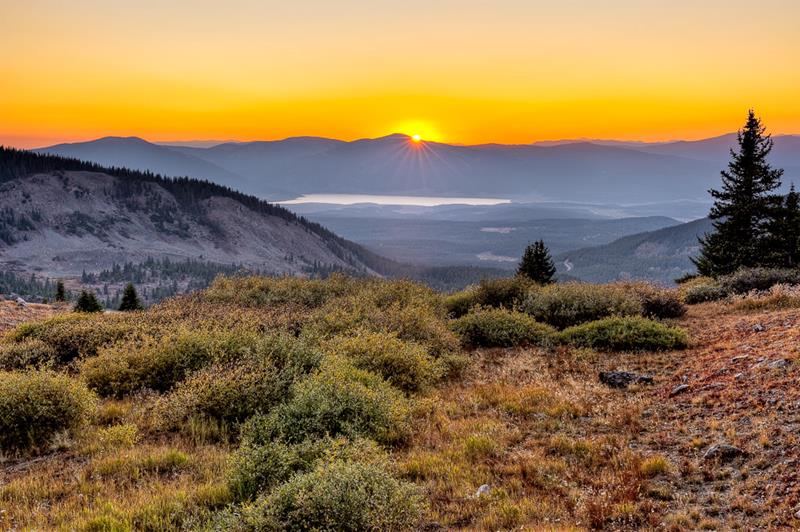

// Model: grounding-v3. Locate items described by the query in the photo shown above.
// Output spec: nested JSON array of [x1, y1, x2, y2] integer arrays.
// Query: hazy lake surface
[[279, 194, 511, 206]]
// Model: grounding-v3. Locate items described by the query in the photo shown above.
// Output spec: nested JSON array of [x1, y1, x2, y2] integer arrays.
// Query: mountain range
[[37, 133, 800, 205]]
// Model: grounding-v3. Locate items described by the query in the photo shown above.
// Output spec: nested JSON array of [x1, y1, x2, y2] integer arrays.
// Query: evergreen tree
[[118, 283, 143, 311], [693, 110, 784, 276], [765, 184, 800, 267], [518, 240, 556, 284], [55, 280, 66, 302], [74, 290, 103, 313]]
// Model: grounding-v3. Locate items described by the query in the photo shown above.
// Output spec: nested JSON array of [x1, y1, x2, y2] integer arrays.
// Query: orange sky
[[1, 0, 799, 148]]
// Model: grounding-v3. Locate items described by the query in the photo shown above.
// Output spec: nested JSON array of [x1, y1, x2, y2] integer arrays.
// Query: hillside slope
[[0, 148, 388, 278], [556, 218, 714, 283]]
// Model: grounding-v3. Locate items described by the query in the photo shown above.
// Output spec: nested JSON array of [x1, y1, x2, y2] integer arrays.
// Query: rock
[[770, 359, 791, 369], [734, 373, 744, 380], [794, 509, 800, 520], [669, 384, 690, 397], [14, 297, 27, 307], [703, 444, 746, 462], [475, 484, 490, 497], [753, 323, 765, 332], [731, 355, 750, 363], [599, 371, 653, 388]]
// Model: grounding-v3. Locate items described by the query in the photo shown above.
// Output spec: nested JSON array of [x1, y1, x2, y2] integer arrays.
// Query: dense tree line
[[0, 272, 64, 301]]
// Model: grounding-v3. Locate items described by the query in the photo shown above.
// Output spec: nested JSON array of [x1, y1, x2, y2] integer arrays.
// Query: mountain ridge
[[36, 133, 800, 205]]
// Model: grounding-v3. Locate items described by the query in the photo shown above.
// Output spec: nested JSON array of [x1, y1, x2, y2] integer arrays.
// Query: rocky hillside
[[0, 147, 389, 278]]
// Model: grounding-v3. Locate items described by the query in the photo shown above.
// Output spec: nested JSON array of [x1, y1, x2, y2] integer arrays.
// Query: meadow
[[0, 272, 798, 530]]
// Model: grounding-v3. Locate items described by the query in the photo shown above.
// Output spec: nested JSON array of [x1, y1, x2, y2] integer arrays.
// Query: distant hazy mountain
[[0, 148, 388, 278], [38, 133, 800, 205], [37, 136, 249, 190], [555, 218, 715, 284]]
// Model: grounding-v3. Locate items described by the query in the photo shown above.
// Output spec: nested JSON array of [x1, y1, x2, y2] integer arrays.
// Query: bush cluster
[[235, 458, 424, 531], [81, 328, 263, 397], [451, 307, 555, 348], [522, 283, 643, 329], [323, 331, 443, 393], [559, 316, 689, 351], [617, 282, 687, 319], [242, 360, 411, 446], [0, 370, 96, 453], [444, 276, 535, 317], [5, 314, 135, 364], [0, 338, 58, 370], [203, 273, 356, 308]]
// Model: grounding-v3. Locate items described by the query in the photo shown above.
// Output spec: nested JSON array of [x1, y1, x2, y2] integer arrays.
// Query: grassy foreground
[[0, 275, 798, 530]]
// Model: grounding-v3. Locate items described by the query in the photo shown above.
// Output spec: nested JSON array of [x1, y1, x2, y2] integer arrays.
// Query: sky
[[1, 0, 799, 148]]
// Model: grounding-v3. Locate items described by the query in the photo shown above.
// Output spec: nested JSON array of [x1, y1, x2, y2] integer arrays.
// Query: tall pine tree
[[518, 240, 556, 284], [693, 110, 784, 276]]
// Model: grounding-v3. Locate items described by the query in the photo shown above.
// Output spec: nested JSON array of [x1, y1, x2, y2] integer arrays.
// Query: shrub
[[0, 338, 58, 370], [444, 276, 535, 317], [227, 436, 383, 502], [5, 314, 135, 364], [323, 331, 443, 393], [235, 459, 424, 531], [522, 283, 642, 329], [309, 279, 460, 362], [718, 267, 800, 294], [0, 370, 96, 453], [154, 358, 287, 430], [559, 316, 689, 351], [451, 308, 556, 348], [81, 328, 264, 397], [617, 282, 686, 319], [240, 360, 411, 446], [683, 282, 727, 304], [732, 284, 800, 311], [203, 273, 355, 308]]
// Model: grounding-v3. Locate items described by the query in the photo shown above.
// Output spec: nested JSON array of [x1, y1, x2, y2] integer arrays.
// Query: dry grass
[[0, 300, 63, 335], [1, 281, 799, 530]]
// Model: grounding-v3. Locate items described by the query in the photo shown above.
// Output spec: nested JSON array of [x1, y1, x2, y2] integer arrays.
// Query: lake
[[279, 194, 511, 207]]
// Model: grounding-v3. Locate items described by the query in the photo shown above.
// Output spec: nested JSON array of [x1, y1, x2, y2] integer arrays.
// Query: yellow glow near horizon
[[1, 0, 799, 148], [412, 134, 422, 143]]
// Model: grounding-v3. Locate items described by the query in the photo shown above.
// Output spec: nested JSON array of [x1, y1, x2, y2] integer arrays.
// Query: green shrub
[[0, 370, 96, 453], [154, 358, 287, 430], [451, 308, 556, 348], [443, 290, 478, 318], [0, 338, 58, 370], [309, 279, 460, 363], [444, 277, 535, 317], [522, 283, 642, 329], [203, 273, 356, 308], [241, 360, 411, 446], [683, 282, 727, 304], [559, 316, 688, 351], [718, 267, 800, 294], [236, 459, 424, 531], [227, 436, 383, 502], [5, 314, 135, 364], [323, 331, 443, 393], [81, 328, 263, 397]]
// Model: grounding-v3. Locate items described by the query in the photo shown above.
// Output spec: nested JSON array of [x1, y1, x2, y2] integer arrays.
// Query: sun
[[411, 134, 422, 143]]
